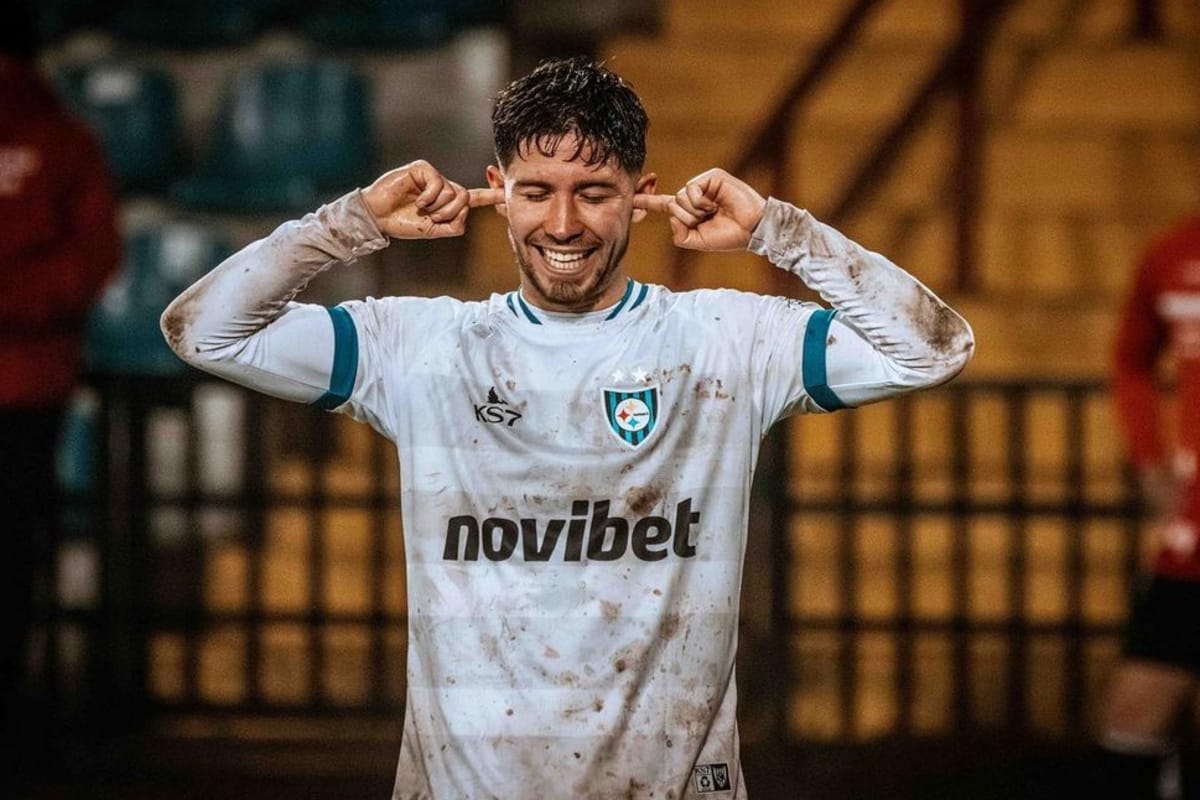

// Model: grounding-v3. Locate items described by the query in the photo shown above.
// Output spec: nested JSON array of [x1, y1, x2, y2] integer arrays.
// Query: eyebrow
[[511, 179, 623, 192]]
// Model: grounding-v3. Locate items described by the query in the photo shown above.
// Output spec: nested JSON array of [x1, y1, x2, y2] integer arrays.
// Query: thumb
[[468, 187, 505, 208]]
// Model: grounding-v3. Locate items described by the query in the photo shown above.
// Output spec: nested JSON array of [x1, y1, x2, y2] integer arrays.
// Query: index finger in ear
[[468, 187, 505, 208], [633, 193, 674, 214]]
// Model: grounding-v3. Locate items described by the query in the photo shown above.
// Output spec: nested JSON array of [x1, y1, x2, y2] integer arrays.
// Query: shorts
[[1123, 574, 1200, 673]]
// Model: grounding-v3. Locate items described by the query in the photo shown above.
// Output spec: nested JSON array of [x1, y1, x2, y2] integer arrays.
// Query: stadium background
[[21, 0, 1200, 797]]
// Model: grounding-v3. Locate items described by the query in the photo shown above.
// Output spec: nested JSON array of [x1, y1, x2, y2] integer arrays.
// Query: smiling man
[[163, 58, 974, 799], [484, 67, 654, 313], [487, 132, 648, 311]]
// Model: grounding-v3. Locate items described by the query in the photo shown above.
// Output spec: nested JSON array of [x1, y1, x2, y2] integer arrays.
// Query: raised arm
[[636, 169, 975, 405], [161, 160, 499, 403]]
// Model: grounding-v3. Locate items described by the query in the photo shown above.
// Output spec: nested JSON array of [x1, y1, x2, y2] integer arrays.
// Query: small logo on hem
[[694, 762, 732, 794]]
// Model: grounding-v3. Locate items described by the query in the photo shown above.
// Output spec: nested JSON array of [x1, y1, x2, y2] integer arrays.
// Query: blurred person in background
[[1104, 214, 1200, 799], [0, 0, 121, 774]]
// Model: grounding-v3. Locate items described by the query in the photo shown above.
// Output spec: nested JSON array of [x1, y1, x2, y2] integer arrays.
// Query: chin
[[520, 263, 594, 308], [536, 274, 592, 305]]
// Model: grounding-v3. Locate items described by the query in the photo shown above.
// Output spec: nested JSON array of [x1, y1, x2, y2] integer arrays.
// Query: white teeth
[[541, 249, 588, 268]]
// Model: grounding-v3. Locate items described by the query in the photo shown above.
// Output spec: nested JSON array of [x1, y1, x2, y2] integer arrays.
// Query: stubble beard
[[511, 230, 630, 312]]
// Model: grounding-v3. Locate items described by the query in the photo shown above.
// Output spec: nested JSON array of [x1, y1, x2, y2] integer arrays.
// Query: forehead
[[504, 133, 635, 186]]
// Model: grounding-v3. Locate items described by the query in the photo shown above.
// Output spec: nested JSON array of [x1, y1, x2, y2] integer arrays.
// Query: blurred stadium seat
[[85, 222, 234, 375], [112, 0, 292, 49], [301, 0, 501, 51], [54, 62, 182, 195], [56, 388, 100, 500], [170, 60, 375, 213]]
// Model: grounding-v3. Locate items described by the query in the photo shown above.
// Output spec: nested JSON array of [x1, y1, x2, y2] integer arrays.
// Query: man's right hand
[[362, 160, 503, 239]]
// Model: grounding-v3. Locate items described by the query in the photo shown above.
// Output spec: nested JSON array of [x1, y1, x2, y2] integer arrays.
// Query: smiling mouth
[[535, 246, 597, 273]]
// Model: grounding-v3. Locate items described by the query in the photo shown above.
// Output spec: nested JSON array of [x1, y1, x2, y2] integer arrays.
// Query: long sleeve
[[161, 189, 390, 402], [748, 198, 974, 407]]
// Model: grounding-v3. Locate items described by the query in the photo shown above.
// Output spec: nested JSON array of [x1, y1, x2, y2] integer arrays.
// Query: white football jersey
[[162, 191, 974, 800], [342, 280, 832, 799]]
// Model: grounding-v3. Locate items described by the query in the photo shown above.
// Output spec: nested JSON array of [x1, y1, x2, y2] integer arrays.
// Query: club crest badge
[[603, 385, 659, 448]]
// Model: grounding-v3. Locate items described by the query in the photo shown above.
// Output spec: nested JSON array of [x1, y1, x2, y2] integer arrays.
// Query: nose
[[544, 194, 583, 242]]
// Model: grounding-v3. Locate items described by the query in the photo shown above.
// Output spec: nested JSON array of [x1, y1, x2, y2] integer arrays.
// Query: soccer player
[[162, 58, 974, 799], [1102, 214, 1200, 799]]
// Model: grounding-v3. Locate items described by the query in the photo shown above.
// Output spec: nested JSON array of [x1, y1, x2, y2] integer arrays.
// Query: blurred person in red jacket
[[0, 0, 120, 766], [1103, 214, 1200, 799]]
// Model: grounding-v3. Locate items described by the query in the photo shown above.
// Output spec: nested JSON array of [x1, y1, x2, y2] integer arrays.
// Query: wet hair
[[491, 57, 648, 174]]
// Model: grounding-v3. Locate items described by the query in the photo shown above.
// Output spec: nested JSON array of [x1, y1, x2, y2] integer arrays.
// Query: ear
[[486, 165, 508, 219], [632, 172, 658, 223]]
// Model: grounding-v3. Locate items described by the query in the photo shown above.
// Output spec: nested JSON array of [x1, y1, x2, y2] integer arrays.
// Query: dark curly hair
[[491, 58, 648, 174]]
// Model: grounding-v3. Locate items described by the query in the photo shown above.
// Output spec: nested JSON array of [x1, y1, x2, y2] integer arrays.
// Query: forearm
[[749, 198, 974, 383], [161, 189, 388, 399]]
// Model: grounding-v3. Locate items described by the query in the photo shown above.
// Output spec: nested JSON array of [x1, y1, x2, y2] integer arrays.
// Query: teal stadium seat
[[54, 62, 181, 195], [85, 223, 233, 375], [112, 0, 291, 49], [56, 388, 100, 540], [56, 390, 99, 509], [170, 60, 375, 213]]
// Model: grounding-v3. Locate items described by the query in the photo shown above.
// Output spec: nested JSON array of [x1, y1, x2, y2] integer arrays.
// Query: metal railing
[[752, 379, 1140, 744]]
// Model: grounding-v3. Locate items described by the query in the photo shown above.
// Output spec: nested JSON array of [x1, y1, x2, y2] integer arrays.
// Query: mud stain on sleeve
[[911, 291, 967, 355], [161, 299, 198, 353]]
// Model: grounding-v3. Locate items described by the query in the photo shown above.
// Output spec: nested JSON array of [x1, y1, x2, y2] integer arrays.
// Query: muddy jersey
[[1114, 216, 1200, 579], [162, 190, 973, 799]]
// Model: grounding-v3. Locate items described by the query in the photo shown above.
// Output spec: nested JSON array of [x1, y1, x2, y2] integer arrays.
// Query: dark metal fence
[[43, 375, 1140, 750], [753, 379, 1140, 746]]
